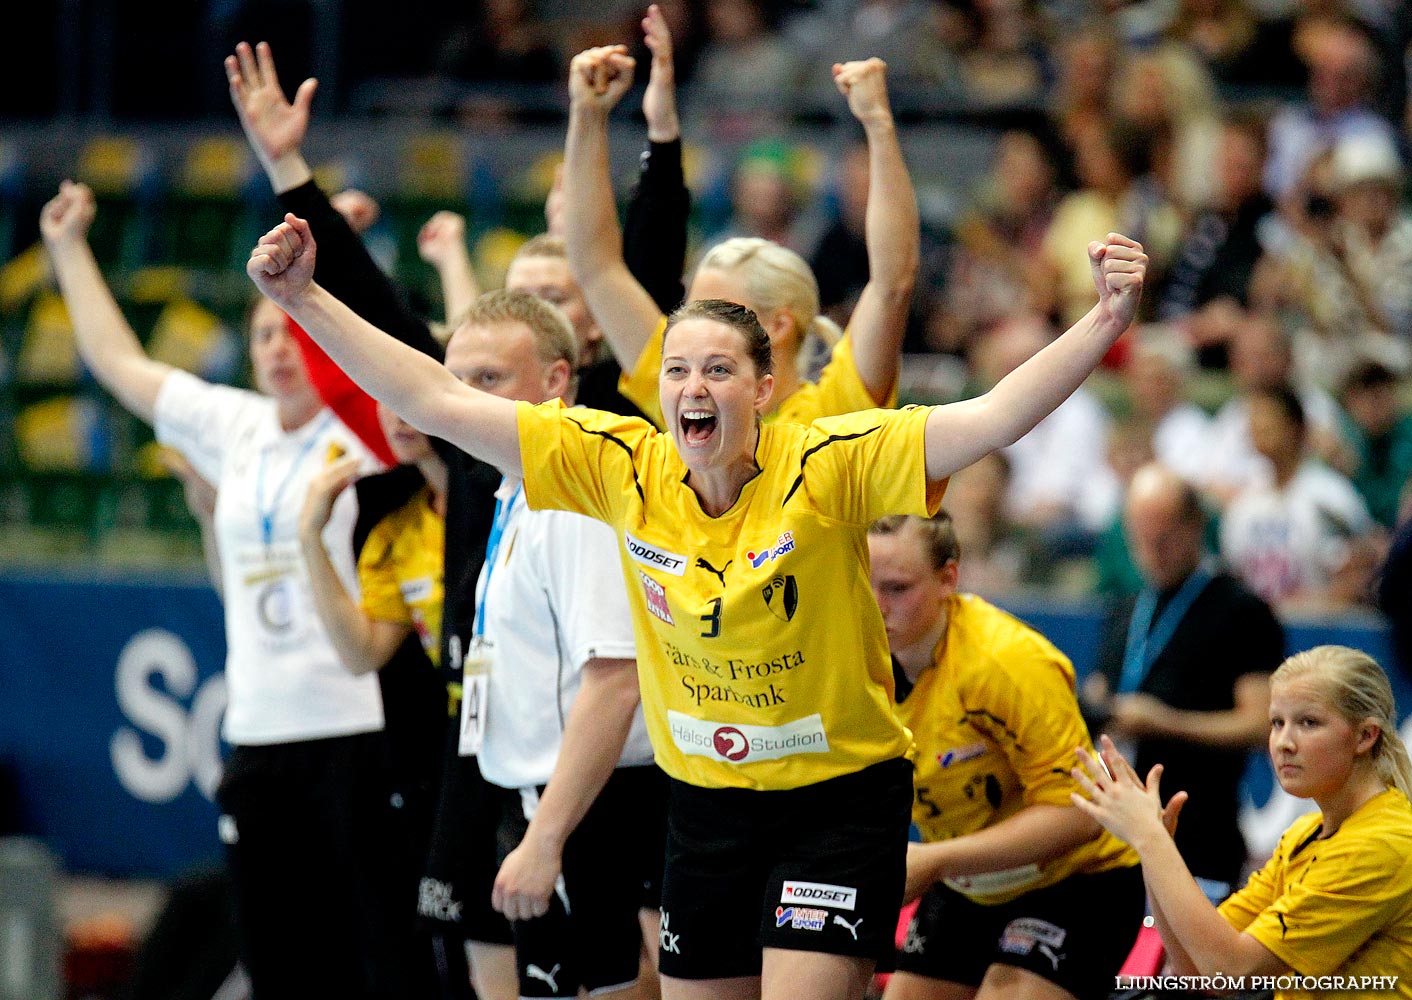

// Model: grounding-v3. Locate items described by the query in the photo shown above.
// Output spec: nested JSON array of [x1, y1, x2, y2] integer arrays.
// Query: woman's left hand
[[1070, 734, 1172, 848]]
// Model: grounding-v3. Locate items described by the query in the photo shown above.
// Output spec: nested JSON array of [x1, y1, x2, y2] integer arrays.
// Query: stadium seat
[[75, 136, 155, 270]]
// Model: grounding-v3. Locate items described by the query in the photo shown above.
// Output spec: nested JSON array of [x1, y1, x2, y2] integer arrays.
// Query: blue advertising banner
[[0, 572, 1407, 879], [0, 571, 227, 878]]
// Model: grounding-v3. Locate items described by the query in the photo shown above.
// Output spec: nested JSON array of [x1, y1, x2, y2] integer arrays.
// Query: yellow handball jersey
[[894, 594, 1138, 905], [357, 485, 445, 669], [517, 400, 944, 790], [620, 316, 884, 430], [1218, 788, 1412, 999]]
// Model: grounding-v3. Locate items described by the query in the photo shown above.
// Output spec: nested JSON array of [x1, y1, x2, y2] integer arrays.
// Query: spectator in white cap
[[1263, 17, 1398, 203], [1254, 133, 1412, 389]]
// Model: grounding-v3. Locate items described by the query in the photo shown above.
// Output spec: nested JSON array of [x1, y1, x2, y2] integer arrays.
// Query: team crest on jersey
[[761, 575, 798, 621], [640, 571, 675, 625], [746, 531, 796, 568]]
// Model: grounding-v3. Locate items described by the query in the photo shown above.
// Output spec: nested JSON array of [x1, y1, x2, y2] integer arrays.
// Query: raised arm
[[924, 234, 1145, 481], [226, 41, 441, 358], [835, 58, 918, 404], [563, 45, 665, 371], [248, 215, 523, 476], [39, 182, 173, 424], [225, 41, 316, 194], [418, 211, 480, 326], [622, 4, 690, 313], [298, 458, 411, 675], [1072, 737, 1285, 978]]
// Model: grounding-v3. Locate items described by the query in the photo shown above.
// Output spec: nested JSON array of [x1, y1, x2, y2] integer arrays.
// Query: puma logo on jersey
[[833, 915, 862, 940], [696, 557, 731, 586], [526, 963, 561, 992]]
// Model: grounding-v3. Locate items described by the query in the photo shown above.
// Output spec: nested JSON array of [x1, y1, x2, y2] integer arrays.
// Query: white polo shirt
[[1220, 460, 1374, 604], [155, 370, 385, 745], [470, 477, 652, 789]]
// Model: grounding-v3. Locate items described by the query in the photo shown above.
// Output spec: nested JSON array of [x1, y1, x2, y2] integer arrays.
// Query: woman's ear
[[1356, 720, 1383, 757], [754, 372, 775, 412]]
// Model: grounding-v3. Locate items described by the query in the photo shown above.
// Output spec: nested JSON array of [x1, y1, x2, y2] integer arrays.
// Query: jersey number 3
[[700, 597, 722, 638]]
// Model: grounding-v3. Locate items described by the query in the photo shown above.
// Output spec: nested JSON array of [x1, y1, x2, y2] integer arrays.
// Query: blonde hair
[[1274, 646, 1412, 801], [696, 237, 842, 379], [512, 233, 566, 262], [460, 288, 577, 368]]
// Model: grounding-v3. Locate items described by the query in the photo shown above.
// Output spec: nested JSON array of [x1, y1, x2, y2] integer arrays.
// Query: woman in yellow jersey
[[1074, 646, 1412, 1000], [867, 513, 1142, 1000], [245, 210, 1145, 1000], [562, 45, 918, 429]]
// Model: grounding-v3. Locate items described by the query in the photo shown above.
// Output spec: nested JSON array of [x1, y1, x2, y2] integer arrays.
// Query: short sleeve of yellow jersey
[[955, 622, 1087, 808], [1219, 792, 1412, 977], [796, 406, 943, 525], [516, 399, 657, 525], [775, 333, 891, 426], [619, 321, 891, 431], [358, 520, 410, 626], [618, 315, 670, 429]]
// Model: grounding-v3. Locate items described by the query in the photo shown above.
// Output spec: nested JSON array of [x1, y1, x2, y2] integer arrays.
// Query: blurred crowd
[[11, 0, 1412, 618]]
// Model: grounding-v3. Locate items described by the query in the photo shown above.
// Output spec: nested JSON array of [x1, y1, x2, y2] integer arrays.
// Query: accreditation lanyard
[[460, 481, 520, 758], [1118, 564, 1213, 695], [254, 411, 334, 548], [473, 482, 523, 639]]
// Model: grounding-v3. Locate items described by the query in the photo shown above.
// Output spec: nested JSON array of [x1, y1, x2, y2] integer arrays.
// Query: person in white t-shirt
[[1221, 385, 1378, 611], [40, 182, 408, 999], [1203, 311, 1348, 502], [436, 289, 665, 1000]]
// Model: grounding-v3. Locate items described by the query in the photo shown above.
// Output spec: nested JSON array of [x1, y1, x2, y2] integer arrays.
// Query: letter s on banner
[[109, 628, 226, 804]]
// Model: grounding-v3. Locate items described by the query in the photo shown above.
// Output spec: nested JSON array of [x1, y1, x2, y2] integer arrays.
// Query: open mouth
[[680, 409, 717, 447]]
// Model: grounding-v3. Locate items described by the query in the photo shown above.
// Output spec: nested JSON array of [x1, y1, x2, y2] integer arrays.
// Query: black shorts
[[216, 733, 410, 999], [496, 764, 669, 997], [658, 757, 913, 981], [895, 864, 1144, 1000], [418, 745, 517, 947]]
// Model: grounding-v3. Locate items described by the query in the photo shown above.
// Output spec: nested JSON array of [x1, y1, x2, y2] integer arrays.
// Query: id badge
[[237, 543, 309, 652], [458, 637, 491, 756]]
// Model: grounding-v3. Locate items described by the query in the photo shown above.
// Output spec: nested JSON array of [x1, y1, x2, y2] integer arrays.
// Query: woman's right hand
[[641, 4, 680, 143], [417, 211, 469, 268], [299, 456, 360, 541], [248, 214, 318, 308], [569, 45, 636, 113], [225, 41, 316, 170], [39, 181, 96, 249]]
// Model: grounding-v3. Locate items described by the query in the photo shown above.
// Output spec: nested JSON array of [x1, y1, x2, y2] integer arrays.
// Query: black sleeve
[[1378, 520, 1412, 679], [277, 180, 443, 361], [622, 138, 690, 314]]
